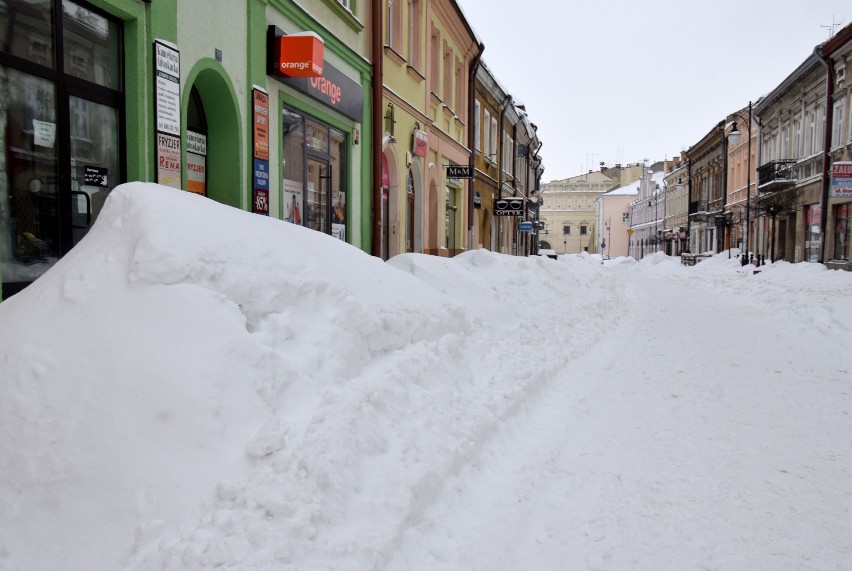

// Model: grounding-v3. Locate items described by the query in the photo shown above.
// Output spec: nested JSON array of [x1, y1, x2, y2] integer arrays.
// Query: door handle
[[70, 190, 91, 229]]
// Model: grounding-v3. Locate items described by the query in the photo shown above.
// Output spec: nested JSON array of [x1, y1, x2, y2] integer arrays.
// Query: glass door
[[69, 95, 120, 246], [306, 157, 329, 234]]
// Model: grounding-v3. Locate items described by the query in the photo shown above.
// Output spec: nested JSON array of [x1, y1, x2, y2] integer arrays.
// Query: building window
[[407, 0, 421, 70], [429, 27, 439, 93], [387, 0, 402, 53], [489, 116, 497, 162], [442, 43, 452, 105], [793, 117, 802, 157], [806, 108, 816, 156], [483, 108, 491, 160], [1, 0, 124, 299], [503, 132, 513, 174], [454, 57, 463, 112], [473, 99, 481, 152], [832, 99, 845, 150], [563, 225, 571, 235], [338, 0, 352, 9], [580, 225, 588, 235]]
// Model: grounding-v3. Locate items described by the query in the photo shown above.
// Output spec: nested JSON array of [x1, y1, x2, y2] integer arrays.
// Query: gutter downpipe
[[371, 0, 383, 257], [496, 94, 513, 253], [814, 45, 834, 264], [467, 42, 485, 249]]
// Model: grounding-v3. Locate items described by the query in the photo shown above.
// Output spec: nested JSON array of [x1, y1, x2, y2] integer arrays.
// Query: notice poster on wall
[[157, 133, 181, 189], [187, 152, 206, 195], [154, 40, 180, 136]]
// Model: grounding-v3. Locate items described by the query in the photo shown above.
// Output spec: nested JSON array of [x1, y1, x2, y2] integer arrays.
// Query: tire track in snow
[[384, 268, 852, 570]]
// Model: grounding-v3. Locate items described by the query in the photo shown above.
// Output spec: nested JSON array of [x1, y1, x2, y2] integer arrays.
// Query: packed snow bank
[[1, 183, 851, 570], [0, 184, 620, 569]]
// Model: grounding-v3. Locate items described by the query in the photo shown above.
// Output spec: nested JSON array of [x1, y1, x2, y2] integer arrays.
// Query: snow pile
[[1, 183, 851, 570]]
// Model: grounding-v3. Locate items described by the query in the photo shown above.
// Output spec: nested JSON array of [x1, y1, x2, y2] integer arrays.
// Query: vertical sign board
[[154, 40, 181, 188], [157, 133, 181, 188], [831, 161, 852, 198], [252, 87, 270, 215], [186, 130, 207, 195]]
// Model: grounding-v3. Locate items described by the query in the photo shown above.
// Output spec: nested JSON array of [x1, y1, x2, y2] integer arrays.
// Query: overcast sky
[[456, 0, 849, 182]]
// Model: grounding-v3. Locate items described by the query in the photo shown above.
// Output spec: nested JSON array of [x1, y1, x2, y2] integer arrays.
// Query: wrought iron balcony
[[757, 160, 798, 193]]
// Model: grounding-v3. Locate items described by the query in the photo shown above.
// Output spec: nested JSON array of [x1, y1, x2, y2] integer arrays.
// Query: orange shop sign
[[273, 30, 323, 78]]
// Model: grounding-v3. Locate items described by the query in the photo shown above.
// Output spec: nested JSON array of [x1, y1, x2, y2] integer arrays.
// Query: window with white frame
[[793, 117, 802, 158], [781, 126, 789, 160], [473, 99, 480, 152], [806, 108, 816, 156], [483, 108, 491, 160], [503, 132, 513, 173], [489, 116, 497, 162], [832, 99, 845, 149], [338, 0, 351, 8]]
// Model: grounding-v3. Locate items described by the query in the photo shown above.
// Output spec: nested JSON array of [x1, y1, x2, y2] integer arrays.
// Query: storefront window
[[329, 128, 345, 241], [0, 68, 59, 282], [1, 1, 123, 298], [282, 107, 347, 240], [282, 108, 304, 225], [63, 0, 121, 90], [834, 204, 850, 261], [1, 0, 55, 68], [804, 203, 821, 263], [405, 169, 414, 252]]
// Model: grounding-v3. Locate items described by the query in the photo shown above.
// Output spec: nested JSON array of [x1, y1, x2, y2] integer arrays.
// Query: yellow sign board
[[627, 229, 634, 236]]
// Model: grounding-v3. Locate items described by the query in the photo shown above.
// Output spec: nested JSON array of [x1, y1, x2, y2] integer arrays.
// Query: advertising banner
[[187, 152, 206, 195], [156, 133, 181, 189], [253, 88, 270, 161], [253, 159, 270, 215], [830, 161, 852, 198]]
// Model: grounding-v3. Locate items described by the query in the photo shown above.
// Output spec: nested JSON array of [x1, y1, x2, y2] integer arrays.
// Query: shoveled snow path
[[387, 267, 852, 570]]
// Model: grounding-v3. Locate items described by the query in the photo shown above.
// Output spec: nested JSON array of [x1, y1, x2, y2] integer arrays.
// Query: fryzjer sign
[[267, 26, 363, 121]]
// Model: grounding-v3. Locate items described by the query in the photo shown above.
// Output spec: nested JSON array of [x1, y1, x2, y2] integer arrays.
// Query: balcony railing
[[757, 160, 798, 192]]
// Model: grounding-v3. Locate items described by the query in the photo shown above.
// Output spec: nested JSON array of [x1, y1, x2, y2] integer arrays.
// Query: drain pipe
[[467, 42, 485, 249], [496, 93, 512, 253], [371, 0, 383, 257], [814, 45, 834, 264]]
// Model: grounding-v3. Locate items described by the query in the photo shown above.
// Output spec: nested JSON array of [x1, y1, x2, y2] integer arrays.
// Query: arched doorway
[[381, 142, 400, 260], [184, 63, 241, 208]]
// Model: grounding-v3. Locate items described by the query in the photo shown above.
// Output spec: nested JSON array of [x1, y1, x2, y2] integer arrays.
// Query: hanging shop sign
[[519, 220, 533, 232], [830, 161, 852, 198], [268, 27, 363, 121], [413, 129, 428, 157], [446, 165, 473, 179], [494, 197, 524, 216], [271, 30, 324, 78]]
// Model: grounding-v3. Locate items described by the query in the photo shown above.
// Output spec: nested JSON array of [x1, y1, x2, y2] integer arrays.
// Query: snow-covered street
[[1, 184, 851, 570]]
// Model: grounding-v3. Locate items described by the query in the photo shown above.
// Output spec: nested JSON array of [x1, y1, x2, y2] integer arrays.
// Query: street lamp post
[[726, 100, 757, 267]]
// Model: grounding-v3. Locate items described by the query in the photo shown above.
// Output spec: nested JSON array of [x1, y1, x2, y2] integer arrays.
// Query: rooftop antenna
[[822, 15, 845, 39]]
